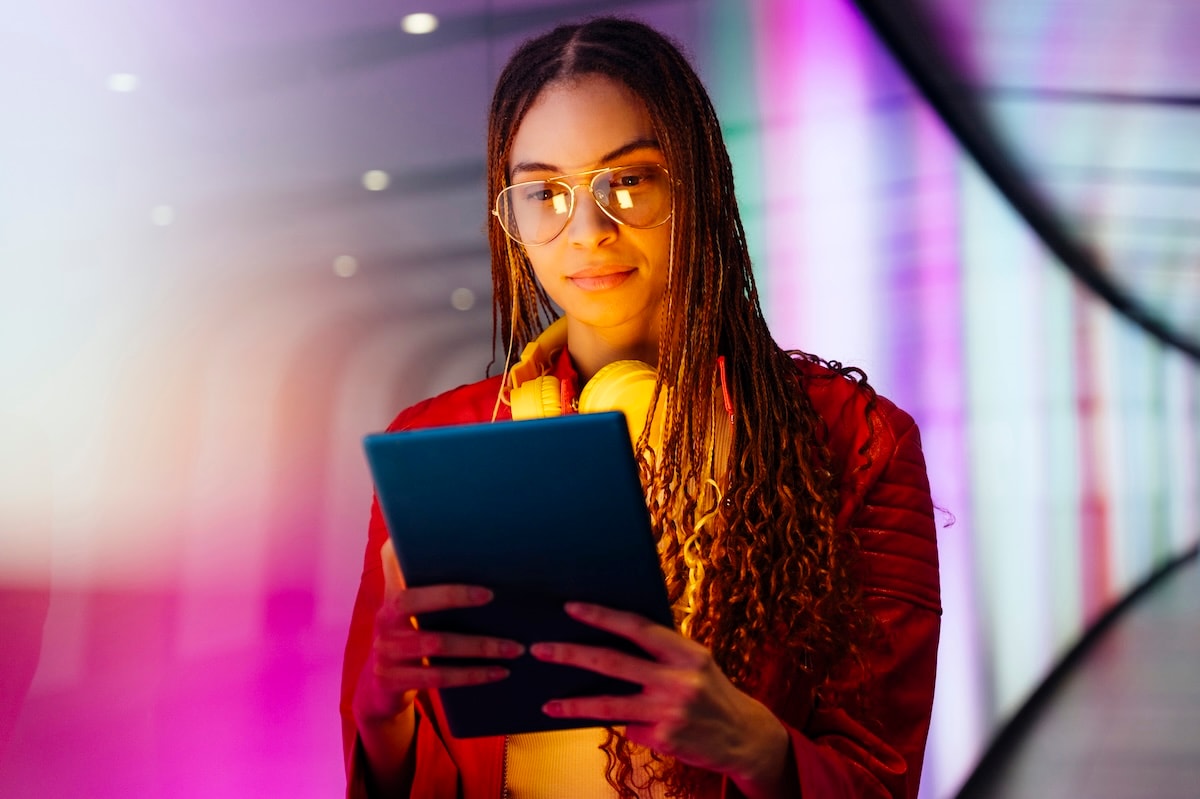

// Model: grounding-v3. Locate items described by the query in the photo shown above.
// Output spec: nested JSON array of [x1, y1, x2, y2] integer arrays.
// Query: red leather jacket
[[340, 352, 941, 798]]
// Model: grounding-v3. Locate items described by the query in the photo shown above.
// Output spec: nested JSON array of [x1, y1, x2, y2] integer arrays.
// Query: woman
[[340, 16, 940, 799]]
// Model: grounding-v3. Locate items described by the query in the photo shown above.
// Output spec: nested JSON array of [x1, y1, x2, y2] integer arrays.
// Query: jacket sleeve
[[782, 400, 942, 799], [341, 495, 470, 799]]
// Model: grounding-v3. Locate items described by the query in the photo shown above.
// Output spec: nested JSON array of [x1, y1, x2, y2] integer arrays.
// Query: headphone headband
[[506, 319, 662, 447], [507, 318, 568, 392]]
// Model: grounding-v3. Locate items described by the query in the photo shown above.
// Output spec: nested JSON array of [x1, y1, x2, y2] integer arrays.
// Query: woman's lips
[[568, 268, 635, 291]]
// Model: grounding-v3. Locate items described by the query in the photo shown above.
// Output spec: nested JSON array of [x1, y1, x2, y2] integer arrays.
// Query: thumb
[[380, 538, 406, 595]]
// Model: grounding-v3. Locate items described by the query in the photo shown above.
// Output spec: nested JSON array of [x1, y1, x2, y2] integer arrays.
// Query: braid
[[487, 17, 875, 797]]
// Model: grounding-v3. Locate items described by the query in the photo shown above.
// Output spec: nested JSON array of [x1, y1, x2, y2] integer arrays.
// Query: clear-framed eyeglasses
[[492, 163, 672, 247]]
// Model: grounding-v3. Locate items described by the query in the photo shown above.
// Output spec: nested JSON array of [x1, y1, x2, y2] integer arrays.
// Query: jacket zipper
[[500, 734, 510, 799]]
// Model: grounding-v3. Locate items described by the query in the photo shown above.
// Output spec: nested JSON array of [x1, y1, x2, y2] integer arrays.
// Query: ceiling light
[[333, 255, 359, 278], [150, 205, 174, 226], [108, 73, 139, 93], [451, 288, 475, 311], [401, 13, 438, 35], [362, 170, 390, 191]]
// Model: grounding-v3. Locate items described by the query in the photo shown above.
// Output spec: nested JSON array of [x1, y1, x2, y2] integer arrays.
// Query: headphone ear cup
[[510, 375, 564, 419], [579, 360, 663, 446]]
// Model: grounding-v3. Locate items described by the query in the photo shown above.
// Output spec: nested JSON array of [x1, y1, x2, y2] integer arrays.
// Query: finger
[[390, 584, 494, 618], [541, 694, 665, 724], [529, 641, 664, 686], [374, 661, 511, 690], [564, 603, 705, 665], [378, 630, 524, 661]]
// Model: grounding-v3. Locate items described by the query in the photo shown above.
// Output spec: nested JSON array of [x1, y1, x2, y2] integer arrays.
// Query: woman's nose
[[565, 185, 618, 246]]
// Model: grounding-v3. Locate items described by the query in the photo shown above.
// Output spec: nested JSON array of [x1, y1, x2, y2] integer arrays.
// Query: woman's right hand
[[353, 539, 525, 728]]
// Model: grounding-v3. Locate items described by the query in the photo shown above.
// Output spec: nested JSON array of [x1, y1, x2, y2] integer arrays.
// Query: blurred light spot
[[333, 255, 359, 278], [107, 73, 139, 92], [451, 288, 475, 311], [401, 13, 439, 34], [362, 170, 390, 191], [151, 205, 174, 226]]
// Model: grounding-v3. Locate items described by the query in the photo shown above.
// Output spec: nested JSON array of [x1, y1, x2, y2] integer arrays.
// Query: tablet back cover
[[363, 411, 673, 738]]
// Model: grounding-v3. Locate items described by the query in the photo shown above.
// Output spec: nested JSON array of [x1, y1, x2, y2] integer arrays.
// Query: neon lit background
[[1, 2, 1196, 797]]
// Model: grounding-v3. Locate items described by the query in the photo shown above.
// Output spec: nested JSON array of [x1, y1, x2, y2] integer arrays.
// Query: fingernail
[[487, 667, 509, 680], [564, 602, 589, 616], [469, 587, 493, 603], [529, 643, 552, 659], [499, 641, 525, 658], [542, 700, 562, 716]]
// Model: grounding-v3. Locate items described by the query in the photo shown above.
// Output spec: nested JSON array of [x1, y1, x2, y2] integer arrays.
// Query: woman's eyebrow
[[598, 138, 662, 163], [510, 138, 663, 178]]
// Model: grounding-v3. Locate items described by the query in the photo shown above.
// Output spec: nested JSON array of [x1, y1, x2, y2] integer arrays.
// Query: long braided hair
[[487, 17, 873, 797]]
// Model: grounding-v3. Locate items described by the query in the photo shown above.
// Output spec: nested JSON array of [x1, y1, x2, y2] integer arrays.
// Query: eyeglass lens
[[496, 165, 671, 246]]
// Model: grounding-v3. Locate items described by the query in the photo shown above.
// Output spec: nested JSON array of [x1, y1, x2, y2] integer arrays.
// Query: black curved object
[[853, 0, 1200, 360]]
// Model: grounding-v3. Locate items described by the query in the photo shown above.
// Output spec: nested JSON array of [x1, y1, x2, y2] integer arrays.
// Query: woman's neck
[[565, 318, 660, 382]]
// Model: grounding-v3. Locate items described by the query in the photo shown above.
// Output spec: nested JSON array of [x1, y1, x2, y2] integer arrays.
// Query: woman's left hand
[[529, 602, 797, 799]]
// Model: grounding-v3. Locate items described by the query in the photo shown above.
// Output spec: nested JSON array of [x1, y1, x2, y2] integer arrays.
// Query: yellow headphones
[[506, 318, 665, 448]]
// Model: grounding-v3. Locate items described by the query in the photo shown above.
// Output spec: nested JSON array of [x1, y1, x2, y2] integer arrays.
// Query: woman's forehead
[[508, 75, 660, 174]]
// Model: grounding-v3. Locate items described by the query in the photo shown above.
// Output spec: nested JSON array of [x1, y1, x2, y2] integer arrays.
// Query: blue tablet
[[362, 411, 674, 738]]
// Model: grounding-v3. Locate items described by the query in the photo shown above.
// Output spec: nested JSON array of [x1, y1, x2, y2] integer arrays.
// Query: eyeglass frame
[[491, 163, 674, 247]]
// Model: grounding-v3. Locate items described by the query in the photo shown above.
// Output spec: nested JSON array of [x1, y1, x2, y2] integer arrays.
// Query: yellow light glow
[[333, 255, 358, 277], [450, 288, 475, 311], [362, 170, 390, 191], [401, 13, 439, 35]]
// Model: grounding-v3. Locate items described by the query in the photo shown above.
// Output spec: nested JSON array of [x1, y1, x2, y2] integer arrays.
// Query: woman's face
[[507, 75, 672, 348]]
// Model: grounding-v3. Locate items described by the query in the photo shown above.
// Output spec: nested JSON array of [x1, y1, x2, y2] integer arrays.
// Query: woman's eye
[[612, 168, 658, 188], [524, 186, 557, 203]]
